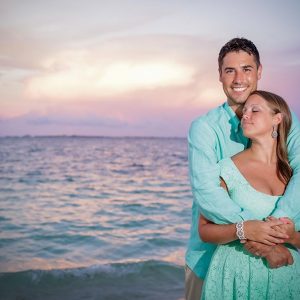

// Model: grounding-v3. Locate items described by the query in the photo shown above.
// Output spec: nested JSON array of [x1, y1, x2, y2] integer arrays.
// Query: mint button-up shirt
[[186, 102, 300, 279]]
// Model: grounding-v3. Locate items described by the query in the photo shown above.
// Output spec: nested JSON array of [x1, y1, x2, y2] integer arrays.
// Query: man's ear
[[257, 64, 262, 80], [218, 68, 222, 82]]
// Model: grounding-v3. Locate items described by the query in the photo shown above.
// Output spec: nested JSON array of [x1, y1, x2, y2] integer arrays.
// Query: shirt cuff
[[238, 210, 255, 222]]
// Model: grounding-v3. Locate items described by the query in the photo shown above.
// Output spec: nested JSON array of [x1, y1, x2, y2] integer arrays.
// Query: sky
[[1, 0, 300, 137]]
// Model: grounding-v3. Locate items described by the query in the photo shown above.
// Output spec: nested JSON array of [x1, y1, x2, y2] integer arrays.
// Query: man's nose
[[233, 71, 244, 84]]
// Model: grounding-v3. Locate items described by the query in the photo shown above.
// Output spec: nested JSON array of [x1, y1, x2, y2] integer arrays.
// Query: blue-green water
[[0, 137, 191, 299]]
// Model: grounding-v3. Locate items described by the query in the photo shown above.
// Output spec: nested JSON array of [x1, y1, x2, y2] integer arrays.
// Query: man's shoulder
[[188, 103, 226, 142], [191, 103, 226, 128]]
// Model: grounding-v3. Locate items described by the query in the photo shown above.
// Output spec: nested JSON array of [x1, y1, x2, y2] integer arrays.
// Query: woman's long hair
[[249, 90, 292, 184]]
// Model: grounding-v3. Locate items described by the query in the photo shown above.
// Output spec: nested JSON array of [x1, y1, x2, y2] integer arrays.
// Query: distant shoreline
[[0, 135, 186, 139]]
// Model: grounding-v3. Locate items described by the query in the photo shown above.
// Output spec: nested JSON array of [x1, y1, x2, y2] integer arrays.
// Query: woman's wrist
[[236, 221, 247, 243]]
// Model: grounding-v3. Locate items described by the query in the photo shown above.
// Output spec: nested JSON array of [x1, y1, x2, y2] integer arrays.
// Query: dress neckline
[[227, 158, 282, 198]]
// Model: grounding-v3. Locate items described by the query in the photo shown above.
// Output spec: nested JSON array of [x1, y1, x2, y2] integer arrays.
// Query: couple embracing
[[185, 38, 300, 299]]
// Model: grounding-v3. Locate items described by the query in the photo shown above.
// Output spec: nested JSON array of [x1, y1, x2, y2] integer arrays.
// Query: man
[[185, 37, 300, 300]]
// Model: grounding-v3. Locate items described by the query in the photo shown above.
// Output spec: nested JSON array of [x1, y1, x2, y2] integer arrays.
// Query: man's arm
[[243, 217, 300, 268], [271, 112, 300, 230], [244, 241, 294, 268], [188, 117, 255, 224]]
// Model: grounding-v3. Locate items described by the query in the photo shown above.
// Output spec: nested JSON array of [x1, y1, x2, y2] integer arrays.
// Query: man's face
[[219, 51, 262, 110]]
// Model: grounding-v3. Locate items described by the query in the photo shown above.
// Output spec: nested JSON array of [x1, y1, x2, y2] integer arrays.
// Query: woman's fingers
[[269, 228, 289, 239], [262, 240, 276, 246], [265, 236, 285, 244]]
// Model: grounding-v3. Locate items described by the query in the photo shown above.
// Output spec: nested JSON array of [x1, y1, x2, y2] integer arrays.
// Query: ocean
[[0, 136, 191, 300]]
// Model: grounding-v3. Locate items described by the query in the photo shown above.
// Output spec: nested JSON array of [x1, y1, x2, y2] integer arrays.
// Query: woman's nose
[[242, 113, 249, 120]]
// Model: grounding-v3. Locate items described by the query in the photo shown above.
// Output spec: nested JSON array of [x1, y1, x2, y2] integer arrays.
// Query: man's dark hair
[[218, 37, 261, 70]]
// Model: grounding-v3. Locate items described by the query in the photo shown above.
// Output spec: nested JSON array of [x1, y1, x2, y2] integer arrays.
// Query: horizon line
[[0, 134, 186, 139]]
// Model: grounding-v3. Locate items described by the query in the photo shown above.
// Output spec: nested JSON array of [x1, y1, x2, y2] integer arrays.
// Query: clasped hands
[[243, 216, 296, 269]]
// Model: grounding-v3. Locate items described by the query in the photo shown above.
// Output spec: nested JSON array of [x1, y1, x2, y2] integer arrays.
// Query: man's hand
[[265, 244, 294, 269], [244, 241, 294, 268], [244, 240, 273, 257]]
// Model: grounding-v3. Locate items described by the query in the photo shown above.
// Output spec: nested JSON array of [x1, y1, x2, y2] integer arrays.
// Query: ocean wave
[[0, 260, 184, 300]]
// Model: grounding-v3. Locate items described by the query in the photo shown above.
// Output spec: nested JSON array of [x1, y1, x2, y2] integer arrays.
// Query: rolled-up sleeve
[[188, 118, 255, 224]]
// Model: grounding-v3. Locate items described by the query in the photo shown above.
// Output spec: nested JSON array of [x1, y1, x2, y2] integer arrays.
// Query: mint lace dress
[[201, 158, 300, 300]]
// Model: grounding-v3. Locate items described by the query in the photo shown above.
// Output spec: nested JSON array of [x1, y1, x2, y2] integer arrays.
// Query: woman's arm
[[198, 179, 289, 245], [199, 214, 237, 244]]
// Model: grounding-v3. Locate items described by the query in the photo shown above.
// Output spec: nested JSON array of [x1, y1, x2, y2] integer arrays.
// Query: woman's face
[[241, 94, 277, 139]]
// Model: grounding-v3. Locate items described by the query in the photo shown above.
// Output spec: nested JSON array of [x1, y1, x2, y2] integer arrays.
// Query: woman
[[199, 91, 300, 299]]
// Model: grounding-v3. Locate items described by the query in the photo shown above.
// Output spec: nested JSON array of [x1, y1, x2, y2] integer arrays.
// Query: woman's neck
[[247, 138, 277, 165]]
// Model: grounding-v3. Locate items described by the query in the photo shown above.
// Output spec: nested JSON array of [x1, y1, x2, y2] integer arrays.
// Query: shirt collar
[[223, 102, 241, 133]]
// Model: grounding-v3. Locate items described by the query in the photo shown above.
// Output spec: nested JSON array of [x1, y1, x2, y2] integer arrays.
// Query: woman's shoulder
[[231, 149, 248, 162], [218, 157, 233, 167], [218, 154, 249, 190], [217, 158, 236, 180]]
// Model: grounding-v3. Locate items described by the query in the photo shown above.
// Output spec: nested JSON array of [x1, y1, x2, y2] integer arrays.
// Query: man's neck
[[228, 103, 243, 120]]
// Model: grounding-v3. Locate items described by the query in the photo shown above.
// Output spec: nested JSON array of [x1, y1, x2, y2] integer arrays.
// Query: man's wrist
[[288, 231, 299, 247]]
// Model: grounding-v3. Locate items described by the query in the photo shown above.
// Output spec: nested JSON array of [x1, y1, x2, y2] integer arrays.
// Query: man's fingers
[[265, 216, 276, 222], [265, 219, 284, 227], [279, 217, 293, 224]]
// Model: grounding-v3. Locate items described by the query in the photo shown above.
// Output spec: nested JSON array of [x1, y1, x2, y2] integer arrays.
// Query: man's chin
[[229, 98, 247, 105], [230, 90, 252, 103]]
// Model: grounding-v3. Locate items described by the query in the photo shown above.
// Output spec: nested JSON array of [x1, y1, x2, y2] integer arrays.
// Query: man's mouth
[[232, 87, 247, 92]]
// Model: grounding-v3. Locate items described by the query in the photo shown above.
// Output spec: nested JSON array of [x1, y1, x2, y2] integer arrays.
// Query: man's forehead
[[222, 51, 256, 66]]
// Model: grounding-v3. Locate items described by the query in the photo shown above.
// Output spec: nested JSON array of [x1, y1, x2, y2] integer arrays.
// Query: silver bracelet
[[236, 221, 246, 241]]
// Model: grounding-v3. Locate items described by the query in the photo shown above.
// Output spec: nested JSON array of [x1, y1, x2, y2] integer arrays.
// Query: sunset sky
[[1, 0, 300, 137]]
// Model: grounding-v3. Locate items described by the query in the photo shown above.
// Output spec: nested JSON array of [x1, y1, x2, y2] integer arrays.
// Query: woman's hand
[[243, 219, 289, 245], [266, 216, 296, 244]]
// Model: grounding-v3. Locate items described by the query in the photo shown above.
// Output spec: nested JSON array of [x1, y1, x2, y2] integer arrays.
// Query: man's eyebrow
[[242, 65, 254, 69]]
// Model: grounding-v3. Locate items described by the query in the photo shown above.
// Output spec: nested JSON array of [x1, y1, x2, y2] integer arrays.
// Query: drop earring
[[271, 125, 278, 139]]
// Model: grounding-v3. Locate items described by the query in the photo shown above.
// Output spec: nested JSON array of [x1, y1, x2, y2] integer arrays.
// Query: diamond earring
[[271, 125, 278, 139]]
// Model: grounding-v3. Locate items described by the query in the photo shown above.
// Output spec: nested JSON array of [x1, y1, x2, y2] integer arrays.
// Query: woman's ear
[[273, 112, 282, 125]]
